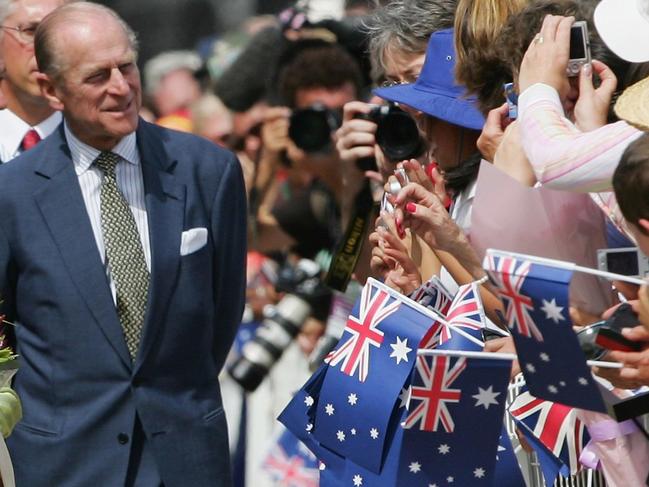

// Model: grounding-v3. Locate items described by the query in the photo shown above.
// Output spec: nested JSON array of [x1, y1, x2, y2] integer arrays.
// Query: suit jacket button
[[117, 433, 130, 445]]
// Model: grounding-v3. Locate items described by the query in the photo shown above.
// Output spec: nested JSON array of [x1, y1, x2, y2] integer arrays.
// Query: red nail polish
[[406, 202, 416, 214], [425, 163, 436, 181]]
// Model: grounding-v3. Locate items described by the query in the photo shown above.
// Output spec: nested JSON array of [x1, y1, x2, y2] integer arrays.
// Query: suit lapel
[[33, 127, 132, 369], [134, 122, 185, 370]]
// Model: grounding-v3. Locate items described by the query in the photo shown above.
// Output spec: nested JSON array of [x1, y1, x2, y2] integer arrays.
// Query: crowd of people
[[1, 0, 649, 485]]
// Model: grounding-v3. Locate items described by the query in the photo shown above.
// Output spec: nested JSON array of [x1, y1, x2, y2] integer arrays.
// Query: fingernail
[[583, 63, 592, 76], [406, 202, 416, 214], [425, 163, 436, 180]]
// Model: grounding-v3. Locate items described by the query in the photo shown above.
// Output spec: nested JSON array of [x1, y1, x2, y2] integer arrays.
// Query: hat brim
[[615, 76, 649, 131], [374, 83, 485, 131], [595, 0, 649, 63]]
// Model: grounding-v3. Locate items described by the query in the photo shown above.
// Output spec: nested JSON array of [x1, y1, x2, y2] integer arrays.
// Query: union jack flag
[[414, 277, 454, 350], [485, 254, 543, 341], [403, 355, 466, 431], [325, 283, 400, 382], [419, 282, 485, 350], [509, 391, 587, 474], [262, 430, 320, 487]]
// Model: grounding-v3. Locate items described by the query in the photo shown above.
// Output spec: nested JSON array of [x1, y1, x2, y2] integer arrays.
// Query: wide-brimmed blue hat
[[374, 29, 485, 131]]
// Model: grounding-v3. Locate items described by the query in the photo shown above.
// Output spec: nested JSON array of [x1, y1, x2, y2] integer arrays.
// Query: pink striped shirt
[[518, 83, 643, 236]]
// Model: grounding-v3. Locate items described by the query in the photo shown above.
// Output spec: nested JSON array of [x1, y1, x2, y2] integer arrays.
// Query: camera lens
[[576, 321, 607, 361], [289, 104, 341, 153], [375, 107, 423, 162]]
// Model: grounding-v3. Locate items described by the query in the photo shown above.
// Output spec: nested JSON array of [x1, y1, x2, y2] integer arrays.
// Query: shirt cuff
[[518, 83, 563, 118]]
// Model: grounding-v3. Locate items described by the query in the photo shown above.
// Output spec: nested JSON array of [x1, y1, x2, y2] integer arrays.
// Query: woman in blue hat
[[371, 28, 505, 321]]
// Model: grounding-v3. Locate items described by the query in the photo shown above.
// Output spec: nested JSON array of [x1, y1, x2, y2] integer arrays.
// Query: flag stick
[[416, 348, 624, 368], [485, 249, 645, 285]]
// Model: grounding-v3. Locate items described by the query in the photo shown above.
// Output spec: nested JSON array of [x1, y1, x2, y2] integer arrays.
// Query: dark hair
[[444, 151, 482, 195], [497, 0, 630, 117], [277, 40, 363, 108], [613, 133, 649, 230]]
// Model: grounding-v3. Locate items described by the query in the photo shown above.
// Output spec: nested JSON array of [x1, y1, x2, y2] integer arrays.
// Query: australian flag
[[419, 282, 486, 351], [262, 429, 319, 487], [510, 390, 589, 486], [314, 278, 434, 472], [398, 353, 513, 485], [337, 352, 513, 486], [484, 250, 607, 412]]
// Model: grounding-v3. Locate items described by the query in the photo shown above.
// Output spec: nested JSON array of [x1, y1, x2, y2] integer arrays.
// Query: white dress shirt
[[64, 123, 151, 301], [0, 109, 61, 162]]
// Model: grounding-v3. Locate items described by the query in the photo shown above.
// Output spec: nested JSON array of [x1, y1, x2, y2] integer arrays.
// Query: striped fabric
[[518, 83, 643, 239], [64, 124, 151, 303]]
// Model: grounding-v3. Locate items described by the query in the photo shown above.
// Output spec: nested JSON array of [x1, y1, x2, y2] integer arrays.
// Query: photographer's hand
[[336, 101, 378, 163], [518, 15, 574, 99], [574, 60, 617, 132], [593, 326, 649, 389], [261, 106, 291, 156]]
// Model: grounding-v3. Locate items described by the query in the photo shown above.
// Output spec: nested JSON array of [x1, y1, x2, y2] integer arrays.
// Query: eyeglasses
[[0, 24, 38, 44]]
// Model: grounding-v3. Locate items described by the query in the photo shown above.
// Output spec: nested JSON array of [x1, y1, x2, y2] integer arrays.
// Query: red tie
[[21, 129, 41, 151]]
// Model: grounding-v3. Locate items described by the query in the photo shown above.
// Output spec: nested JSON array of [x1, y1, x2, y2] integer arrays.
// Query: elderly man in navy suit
[[0, 2, 246, 485]]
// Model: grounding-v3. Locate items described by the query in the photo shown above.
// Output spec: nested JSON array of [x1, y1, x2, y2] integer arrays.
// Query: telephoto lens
[[354, 103, 424, 164], [288, 104, 341, 153], [228, 259, 332, 391]]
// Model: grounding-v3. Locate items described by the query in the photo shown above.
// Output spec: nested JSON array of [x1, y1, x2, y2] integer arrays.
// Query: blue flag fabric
[[493, 427, 526, 487], [484, 253, 607, 412], [262, 429, 319, 487], [396, 354, 512, 485], [313, 278, 433, 472]]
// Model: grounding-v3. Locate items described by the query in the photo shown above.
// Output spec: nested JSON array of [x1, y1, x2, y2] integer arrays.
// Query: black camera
[[355, 104, 424, 168], [288, 104, 342, 154], [228, 258, 332, 392], [577, 303, 641, 361]]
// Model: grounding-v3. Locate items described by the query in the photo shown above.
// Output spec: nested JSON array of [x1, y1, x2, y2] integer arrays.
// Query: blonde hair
[[453, 0, 528, 113]]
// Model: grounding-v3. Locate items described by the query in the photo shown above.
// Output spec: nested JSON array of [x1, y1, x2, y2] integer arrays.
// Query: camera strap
[[325, 181, 376, 291]]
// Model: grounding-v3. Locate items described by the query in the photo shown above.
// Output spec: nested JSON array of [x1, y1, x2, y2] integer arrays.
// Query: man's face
[[45, 17, 142, 150], [0, 0, 62, 100]]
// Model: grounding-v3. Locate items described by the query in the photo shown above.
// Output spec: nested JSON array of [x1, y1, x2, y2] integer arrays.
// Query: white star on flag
[[348, 393, 358, 406], [304, 395, 314, 407], [370, 428, 379, 439], [526, 363, 536, 373], [447, 476, 454, 483], [389, 336, 412, 364], [438, 444, 450, 455], [472, 386, 500, 410], [540, 298, 565, 323], [353, 474, 363, 486], [578, 377, 589, 386], [409, 461, 421, 473], [559, 381, 566, 387], [474, 467, 485, 478], [540, 352, 550, 362], [337, 430, 346, 442], [325, 403, 335, 416], [351, 428, 356, 435], [306, 423, 313, 432], [548, 385, 558, 394], [398, 386, 411, 409]]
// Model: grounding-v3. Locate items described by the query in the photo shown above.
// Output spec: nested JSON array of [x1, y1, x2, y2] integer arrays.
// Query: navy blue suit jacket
[[0, 120, 246, 486]]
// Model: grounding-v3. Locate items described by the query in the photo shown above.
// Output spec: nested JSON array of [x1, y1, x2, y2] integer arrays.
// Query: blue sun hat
[[374, 29, 485, 131]]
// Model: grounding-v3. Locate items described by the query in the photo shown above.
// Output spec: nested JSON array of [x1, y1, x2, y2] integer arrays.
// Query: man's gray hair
[[364, 0, 456, 83], [34, 2, 139, 81]]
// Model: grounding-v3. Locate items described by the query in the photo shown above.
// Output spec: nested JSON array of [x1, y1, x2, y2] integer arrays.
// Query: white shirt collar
[[64, 121, 140, 175], [0, 109, 62, 159]]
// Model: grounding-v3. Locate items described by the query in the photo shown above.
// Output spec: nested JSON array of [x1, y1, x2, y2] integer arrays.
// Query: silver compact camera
[[567, 21, 591, 77], [597, 247, 649, 278]]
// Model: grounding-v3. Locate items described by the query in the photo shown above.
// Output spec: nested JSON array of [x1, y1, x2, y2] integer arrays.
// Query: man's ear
[[36, 72, 64, 111], [638, 219, 649, 235]]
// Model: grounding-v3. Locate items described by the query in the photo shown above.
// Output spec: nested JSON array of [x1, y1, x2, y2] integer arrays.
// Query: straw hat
[[614, 76, 649, 132]]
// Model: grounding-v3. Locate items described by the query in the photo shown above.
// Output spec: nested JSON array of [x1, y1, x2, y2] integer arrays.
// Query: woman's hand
[[518, 15, 574, 98], [573, 60, 617, 132]]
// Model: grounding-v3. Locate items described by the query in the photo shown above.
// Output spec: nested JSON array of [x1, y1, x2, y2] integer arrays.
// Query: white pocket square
[[180, 227, 208, 256]]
